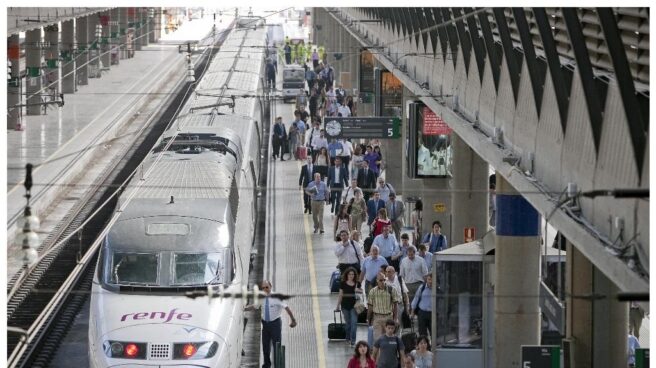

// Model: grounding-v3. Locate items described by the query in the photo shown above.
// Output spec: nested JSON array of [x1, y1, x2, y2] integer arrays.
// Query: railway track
[[6, 25, 233, 368]]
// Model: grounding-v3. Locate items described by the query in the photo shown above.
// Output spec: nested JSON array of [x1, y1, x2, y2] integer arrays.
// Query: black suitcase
[[328, 311, 347, 340], [401, 321, 417, 353], [357, 307, 368, 324]]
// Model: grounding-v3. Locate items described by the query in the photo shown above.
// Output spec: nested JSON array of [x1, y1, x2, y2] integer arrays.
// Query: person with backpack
[[372, 319, 406, 368], [420, 221, 448, 253], [410, 274, 433, 337]]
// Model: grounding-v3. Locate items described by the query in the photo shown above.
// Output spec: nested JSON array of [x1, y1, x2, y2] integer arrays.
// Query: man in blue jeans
[[245, 280, 297, 368]]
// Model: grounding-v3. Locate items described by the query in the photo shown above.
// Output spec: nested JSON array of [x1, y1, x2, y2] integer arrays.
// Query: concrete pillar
[[25, 28, 43, 116], [143, 8, 151, 46], [494, 173, 541, 367], [43, 24, 59, 96], [119, 7, 128, 59], [76, 16, 89, 85], [592, 269, 628, 367], [110, 8, 119, 65], [8, 34, 22, 129], [100, 11, 111, 69], [134, 8, 143, 51], [148, 8, 154, 43], [450, 133, 489, 245], [61, 20, 75, 93], [566, 244, 594, 367], [87, 14, 100, 78]]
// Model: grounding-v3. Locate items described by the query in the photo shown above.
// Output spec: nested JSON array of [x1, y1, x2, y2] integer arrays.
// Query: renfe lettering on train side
[[120, 308, 192, 323]]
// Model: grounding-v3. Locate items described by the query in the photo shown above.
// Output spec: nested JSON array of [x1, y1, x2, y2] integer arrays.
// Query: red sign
[[422, 107, 452, 136], [100, 16, 110, 26], [464, 227, 476, 242]]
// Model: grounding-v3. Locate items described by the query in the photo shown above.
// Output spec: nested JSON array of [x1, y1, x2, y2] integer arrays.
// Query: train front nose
[[92, 323, 226, 367]]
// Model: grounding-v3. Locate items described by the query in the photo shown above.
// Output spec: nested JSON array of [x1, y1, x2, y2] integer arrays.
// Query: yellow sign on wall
[[433, 203, 446, 213]]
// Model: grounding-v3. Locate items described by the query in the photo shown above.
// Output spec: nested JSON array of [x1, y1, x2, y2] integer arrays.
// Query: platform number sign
[[636, 348, 649, 368], [521, 345, 560, 368]]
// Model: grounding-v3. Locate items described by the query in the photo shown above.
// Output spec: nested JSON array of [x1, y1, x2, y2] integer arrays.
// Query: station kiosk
[[431, 231, 565, 368]]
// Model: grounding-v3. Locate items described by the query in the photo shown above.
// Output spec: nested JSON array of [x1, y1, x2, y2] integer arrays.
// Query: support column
[[451, 133, 489, 244], [76, 16, 89, 85], [61, 20, 75, 93], [44, 24, 59, 95], [566, 244, 594, 367], [143, 8, 150, 46], [148, 8, 156, 43], [592, 269, 628, 367], [8, 34, 22, 129], [25, 28, 43, 116], [100, 11, 111, 69], [110, 8, 119, 65], [119, 7, 128, 59], [87, 14, 100, 78], [134, 8, 143, 51], [494, 173, 541, 368]]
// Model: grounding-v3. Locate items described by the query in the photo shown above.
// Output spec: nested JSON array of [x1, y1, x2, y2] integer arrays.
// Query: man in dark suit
[[298, 156, 316, 214], [366, 191, 386, 226], [357, 160, 377, 201], [327, 157, 349, 214]]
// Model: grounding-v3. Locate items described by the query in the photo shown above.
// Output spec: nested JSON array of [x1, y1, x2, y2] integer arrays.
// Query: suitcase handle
[[333, 310, 343, 324]]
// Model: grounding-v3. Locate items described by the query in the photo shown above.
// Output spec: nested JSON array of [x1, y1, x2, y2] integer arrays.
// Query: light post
[[16, 163, 40, 268]]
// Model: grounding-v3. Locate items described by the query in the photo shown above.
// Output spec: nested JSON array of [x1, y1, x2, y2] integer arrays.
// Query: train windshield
[[172, 252, 224, 285], [111, 252, 160, 285]]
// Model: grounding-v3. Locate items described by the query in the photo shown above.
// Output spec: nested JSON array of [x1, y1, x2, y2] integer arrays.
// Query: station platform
[[259, 96, 370, 368], [6, 16, 232, 279]]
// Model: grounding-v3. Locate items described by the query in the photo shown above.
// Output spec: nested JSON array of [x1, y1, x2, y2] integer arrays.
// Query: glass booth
[[432, 239, 494, 367]]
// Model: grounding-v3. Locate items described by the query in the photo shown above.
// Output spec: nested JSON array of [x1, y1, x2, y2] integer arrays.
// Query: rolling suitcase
[[328, 311, 347, 340], [329, 269, 341, 293], [296, 146, 307, 160], [357, 307, 368, 324], [401, 320, 417, 353]]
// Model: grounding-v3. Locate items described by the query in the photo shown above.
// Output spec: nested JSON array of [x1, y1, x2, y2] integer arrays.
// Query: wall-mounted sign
[[433, 203, 446, 213], [521, 345, 560, 368], [422, 107, 452, 136], [324, 117, 401, 139]]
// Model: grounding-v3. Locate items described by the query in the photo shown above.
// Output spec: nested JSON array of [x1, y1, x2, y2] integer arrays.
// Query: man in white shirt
[[334, 230, 364, 274], [342, 179, 360, 205], [337, 102, 351, 117], [339, 138, 353, 169], [399, 245, 428, 299], [376, 178, 395, 203], [244, 280, 297, 368], [385, 266, 409, 317]]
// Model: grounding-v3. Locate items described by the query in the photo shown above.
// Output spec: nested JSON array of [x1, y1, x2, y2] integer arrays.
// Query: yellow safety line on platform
[[301, 163, 327, 368]]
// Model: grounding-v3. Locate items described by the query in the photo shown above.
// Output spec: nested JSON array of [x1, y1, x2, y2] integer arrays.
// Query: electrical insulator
[[7, 60, 12, 80]]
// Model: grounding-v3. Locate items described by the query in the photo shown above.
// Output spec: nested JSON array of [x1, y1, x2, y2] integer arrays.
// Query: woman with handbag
[[410, 200, 423, 245], [336, 267, 363, 347], [349, 189, 367, 233]]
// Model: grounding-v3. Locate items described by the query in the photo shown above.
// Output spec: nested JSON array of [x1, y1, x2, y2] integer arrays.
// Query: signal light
[[124, 343, 139, 357], [182, 343, 197, 358]]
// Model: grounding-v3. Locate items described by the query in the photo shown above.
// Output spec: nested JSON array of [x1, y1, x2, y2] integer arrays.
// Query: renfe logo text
[[120, 308, 192, 323]]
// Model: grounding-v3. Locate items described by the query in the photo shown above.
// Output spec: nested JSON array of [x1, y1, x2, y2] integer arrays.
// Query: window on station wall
[[407, 102, 453, 178], [380, 71, 403, 117]]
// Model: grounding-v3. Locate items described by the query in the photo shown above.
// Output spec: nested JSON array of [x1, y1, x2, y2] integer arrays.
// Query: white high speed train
[[89, 18, 269, 367]]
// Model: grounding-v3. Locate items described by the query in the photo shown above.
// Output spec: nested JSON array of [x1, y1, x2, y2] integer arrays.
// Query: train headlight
[[103, 340, 147, 359], [173, 341, 218, 359]]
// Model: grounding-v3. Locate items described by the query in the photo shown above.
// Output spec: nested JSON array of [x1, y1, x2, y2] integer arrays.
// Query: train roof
[[128, 151, 236, 200], [107, 198, 232, 253]]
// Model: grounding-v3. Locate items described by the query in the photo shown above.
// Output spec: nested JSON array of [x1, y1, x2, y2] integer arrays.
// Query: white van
[[282, 64, 305, 102]]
